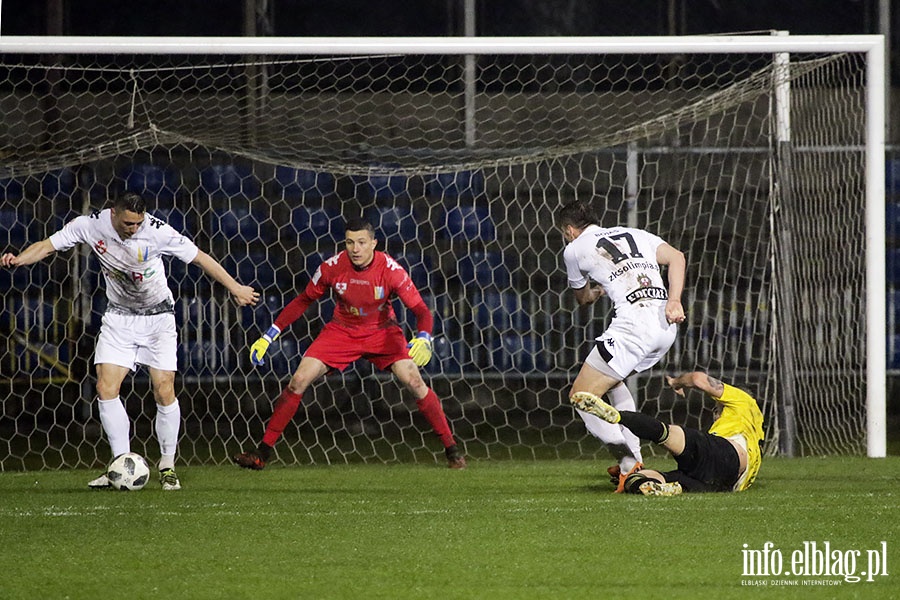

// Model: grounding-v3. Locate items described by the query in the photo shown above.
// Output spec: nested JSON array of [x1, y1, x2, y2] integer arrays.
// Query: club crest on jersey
[[335, 282, 348, 295], [637, 273, 652, 287], [94, 239, 108, 255], [136, 246, 150, 262], [374, 286, 385, 299]]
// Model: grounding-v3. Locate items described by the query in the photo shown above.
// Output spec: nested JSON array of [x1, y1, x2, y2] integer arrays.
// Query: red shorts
[[305, 322, 411, 371]]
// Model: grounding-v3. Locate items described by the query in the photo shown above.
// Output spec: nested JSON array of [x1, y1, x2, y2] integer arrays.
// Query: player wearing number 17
[[557, 201, 686, 492], [233, 217, 466, 470]]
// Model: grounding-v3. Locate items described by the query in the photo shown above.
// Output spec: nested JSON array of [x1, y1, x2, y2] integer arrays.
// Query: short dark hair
[[114, 192, 147, 214], [556, 201, 599, 230], [343, 216, 375, 237]]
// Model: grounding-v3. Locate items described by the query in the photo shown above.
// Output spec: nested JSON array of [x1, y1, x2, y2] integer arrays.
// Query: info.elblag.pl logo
[[741, 541, 889, 586]]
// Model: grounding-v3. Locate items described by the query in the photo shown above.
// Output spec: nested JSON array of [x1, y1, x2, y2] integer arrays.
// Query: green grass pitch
[[1, 457, 897, 599]]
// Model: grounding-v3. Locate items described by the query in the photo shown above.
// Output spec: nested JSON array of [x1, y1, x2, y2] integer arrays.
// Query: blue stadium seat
[[494, 334, 545, 372], [0, 209, 30, 250], [426, 336, 466, 375], [223, 253, 278, 292], [243, 294, 286, 329], [888, 159, 900, 193], [121, 162, 181, 202], [167, 257, 210, 295], [304, 251, 332, 276], [40, 168, 77, 200], [199, 164, 260, 199], [180, 340, 228, 376], [358, 167, 408, 200], [438, 204, 495, 242], [889, 248, 900, 284], [888, 203, 900, 240], [290, 205, 341, 244], [365, 205, 418, 244], [152, 207, 189, 232], [274, 166, 336, 200], [425, 171, 485, 199], [0, 177, 24, 201], [394, 251, 438, 291], [207, 204, 270, 242], [473, 290, 529, 332], [890, 335, 900, 369], [889, 288, 900, 333], [457, 251, 511, 288]]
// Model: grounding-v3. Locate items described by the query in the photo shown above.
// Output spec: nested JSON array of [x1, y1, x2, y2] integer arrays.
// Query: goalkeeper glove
[[406, 332, 433, 367], [250, 325, 281, 366]]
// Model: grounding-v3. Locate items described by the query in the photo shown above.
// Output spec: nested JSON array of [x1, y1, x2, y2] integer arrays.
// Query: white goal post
[[0, 34, 886, 465]]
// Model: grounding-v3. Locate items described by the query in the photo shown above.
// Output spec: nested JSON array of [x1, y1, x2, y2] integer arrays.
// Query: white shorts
[[94, 312, 178, 372], [584, 304, 676, 380]]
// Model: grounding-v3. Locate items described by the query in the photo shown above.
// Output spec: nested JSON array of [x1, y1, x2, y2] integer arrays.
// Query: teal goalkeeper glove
[[407, 332, 433, 367], [250, 325, 281, 366]]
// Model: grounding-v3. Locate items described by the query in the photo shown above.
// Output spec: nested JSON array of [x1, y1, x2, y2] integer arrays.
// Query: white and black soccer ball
[[106, 452, 151, 491]]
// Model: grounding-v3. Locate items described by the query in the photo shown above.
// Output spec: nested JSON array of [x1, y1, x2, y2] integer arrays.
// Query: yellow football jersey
[[707, 383, 764, 491]]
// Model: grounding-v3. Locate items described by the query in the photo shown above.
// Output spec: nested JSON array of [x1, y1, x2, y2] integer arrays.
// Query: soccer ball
[[107, 452, 151, 491]]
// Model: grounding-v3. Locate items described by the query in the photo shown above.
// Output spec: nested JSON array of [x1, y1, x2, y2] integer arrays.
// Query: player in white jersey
[[1, 192, 259, 490], [556, 201, 686, 492]]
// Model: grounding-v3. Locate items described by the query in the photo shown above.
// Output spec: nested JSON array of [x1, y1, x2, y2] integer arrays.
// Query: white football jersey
[[49, 209, 199, 310], [563, 224, 669, 313]]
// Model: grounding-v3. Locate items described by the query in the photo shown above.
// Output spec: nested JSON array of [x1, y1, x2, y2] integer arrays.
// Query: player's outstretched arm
[[666, 372, 725, 400], [1, 239, 56, 268], [656, 242, 686, 324], [191, 250, 260, 306]]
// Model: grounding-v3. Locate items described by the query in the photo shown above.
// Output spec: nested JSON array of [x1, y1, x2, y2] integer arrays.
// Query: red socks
[[262, 388, 303, 448], [416, 388, 455, 448]]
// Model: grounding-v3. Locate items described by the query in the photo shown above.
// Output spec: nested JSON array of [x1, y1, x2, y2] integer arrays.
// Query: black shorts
[[661, 429, 741, 493]]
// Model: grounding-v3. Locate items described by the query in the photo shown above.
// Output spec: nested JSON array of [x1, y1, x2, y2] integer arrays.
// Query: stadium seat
[[890, 335, 900, 369], [121, 162, 181, 202], [887, 202, 900, 241], [364, 205, 419, 245], [290, 205, 341, 244], [358, 168, 409, 200], [438, 203, 496, 242], [223, 253, 278, 292], [457, 251, 512, 288], [180, 340, 233, 377], [0, 209, 30, 250], [304, 251, 332, 276], [40, 167, 77, 200], [889, 288, 900, 333], [152, 207, 190, 232], [207, 204, 270, 242], [0, 177, 24, 201], [425, 171, 485, 199], [494, 334, 545, 372], [472, 290, 529, 332], [199, 164, 261, 199], [426, 336, 466, 375], [274, 166, 336, 200], [264, 338, 300, 375], [889, 248, 900, 284], [887, 159, 900, 193], [394, 251, 438, 291]]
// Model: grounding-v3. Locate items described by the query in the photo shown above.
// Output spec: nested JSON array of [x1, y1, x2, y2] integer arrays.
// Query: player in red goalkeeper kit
[[233, 217, 466, 470]]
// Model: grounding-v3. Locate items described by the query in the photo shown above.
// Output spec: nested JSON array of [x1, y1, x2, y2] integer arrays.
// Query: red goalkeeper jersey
[[274, 250, 430, 332]]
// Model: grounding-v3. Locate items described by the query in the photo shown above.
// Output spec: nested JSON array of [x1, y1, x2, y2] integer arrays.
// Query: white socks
[[606, 383, 643, 470], [98, 397, 130, 457], [155, 400, 181, 470], [576, 383, 644, 471]]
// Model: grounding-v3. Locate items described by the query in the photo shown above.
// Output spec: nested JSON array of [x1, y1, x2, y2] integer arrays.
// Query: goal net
[[0, 36, 882, 470]]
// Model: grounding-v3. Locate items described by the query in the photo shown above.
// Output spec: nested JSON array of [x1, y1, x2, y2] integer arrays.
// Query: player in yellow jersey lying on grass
[[571, 371, 764, 496]]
